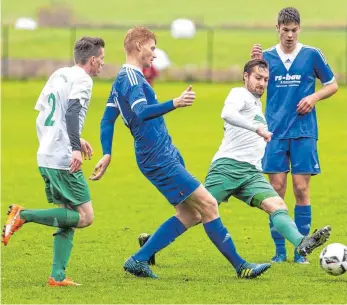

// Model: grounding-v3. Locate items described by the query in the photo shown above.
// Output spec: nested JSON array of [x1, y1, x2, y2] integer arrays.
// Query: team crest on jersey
[[253, 114, 267, 125], [274, 74, 302, 87]]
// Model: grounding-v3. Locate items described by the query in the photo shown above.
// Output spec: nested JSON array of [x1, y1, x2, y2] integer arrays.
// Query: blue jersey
[[263, 43, 334, 139], [101, 64, 200, 204], [104, 64, 177, 168]]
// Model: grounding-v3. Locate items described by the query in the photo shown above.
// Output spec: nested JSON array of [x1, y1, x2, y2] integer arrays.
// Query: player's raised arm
[[130, 85, 195, 121], [221, 91, 255, 131], [221, 93, 270, 142], [132, 96, 175, 121], [251, 44, 263, 59], [173, 85, 196, 108], [222, 60, 272, 142]]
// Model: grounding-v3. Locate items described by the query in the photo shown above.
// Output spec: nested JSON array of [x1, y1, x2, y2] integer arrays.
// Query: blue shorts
[[262, 137, 320, 175], [138, 150, 200, 205]]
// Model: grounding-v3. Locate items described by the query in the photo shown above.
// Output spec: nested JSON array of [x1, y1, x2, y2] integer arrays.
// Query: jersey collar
[[243, 87, 261, 103], [123, 64, 144, 75], [74, 65, 90, 77], [276, 42, 303, 66]]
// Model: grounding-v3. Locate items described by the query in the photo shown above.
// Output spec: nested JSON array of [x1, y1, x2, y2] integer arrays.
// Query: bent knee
[[176, 209, 201, 227], [293, 183, 309, 195], [189, 209, 202, 224], [262, 197, 287, 214], [78, 212, 94, 228], [272, 181, 286, 193], [199, 196, 218, 217], [84, 212, 94, 226], [274, 199, 288, 210]]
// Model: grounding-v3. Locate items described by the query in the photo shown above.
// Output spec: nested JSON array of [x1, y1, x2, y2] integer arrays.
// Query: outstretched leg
[[261, 197, 330, 258], [124, 201, 201, 278], [187, 185, 271, 279]]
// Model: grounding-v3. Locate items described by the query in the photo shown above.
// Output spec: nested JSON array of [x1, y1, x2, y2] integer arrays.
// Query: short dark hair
[[277, 7, 300, 26], [74, 36, 105, 65], [243, 59, 269, 79]]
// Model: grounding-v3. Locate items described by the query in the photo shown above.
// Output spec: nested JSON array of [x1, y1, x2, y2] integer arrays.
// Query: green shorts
[[204, 158, 279, 208], [39, 167, 91, 206]]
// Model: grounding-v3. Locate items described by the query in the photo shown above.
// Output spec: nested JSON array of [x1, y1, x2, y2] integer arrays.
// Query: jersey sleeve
[[123, 69, 147, 109], [221, 89, 257, 132], [127, 85, 147, 110], [68, 76, 93, 106], [313, 49, 335, 85], [224, 88, 246, 111], [262, 48, 273, 63], [106, 85, 118, 109], [100, 83, 120, 156], [262, 51, 269, 62]]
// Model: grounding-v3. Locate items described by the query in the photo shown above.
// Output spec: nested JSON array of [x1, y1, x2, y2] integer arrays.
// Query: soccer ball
[[320, 243, 347, 276]]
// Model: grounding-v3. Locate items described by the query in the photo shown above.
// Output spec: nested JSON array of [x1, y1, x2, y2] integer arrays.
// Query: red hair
[[124, 26, 156, 54]]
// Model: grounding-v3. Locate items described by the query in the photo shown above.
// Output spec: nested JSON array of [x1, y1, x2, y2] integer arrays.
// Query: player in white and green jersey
[[205, 59, 330, 261], [36, 65, 93, 170], [139, 59, 331, 274], [2, 36, 105, 286], [205, 62, 275, 206]]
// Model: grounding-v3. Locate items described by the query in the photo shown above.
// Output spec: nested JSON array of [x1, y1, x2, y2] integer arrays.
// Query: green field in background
[[4, 27, 346, 75], [2, 0, 346, 79], [3, 0, 347, 26], [1, 81, 347, 304]]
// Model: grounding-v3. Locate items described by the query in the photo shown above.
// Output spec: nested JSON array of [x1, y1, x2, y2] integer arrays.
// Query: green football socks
[[20, 208, 80, 228], [51, 228, 75, 281], [270, 209, 304, 247]]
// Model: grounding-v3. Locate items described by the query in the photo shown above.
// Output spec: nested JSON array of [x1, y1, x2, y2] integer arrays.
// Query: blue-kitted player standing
[[251, 7, 338, 264]]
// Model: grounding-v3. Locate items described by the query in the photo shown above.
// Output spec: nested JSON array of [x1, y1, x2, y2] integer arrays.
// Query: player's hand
[[89, 154, 111, 181], [297, 95, 318, 114], [70, 150, 83, 173], [256, 126, 272, 142], [173, 85, 196, 108], [80, 138, 93, 160], [251, 44, 263, 59]]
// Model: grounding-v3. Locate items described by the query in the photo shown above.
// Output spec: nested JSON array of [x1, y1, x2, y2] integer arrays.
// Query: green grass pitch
[[1, 81, 347, 303]]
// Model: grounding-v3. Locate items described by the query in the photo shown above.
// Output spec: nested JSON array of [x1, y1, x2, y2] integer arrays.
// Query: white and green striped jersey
[[35, 66, 93, 170], [212, 87, 268, 171]]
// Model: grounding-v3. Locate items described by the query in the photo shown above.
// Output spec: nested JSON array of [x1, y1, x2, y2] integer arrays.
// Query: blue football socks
[[294, 205, 311, 259], [133, 216, 186, 262], [269, 216, 286, 255], [203, 217, 245, 270]]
